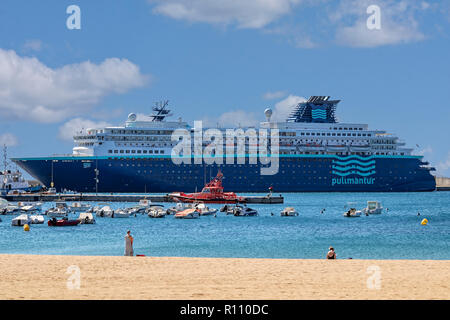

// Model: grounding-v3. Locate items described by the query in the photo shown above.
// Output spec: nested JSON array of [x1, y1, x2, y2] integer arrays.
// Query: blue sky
[[0, 0, 449, 176]]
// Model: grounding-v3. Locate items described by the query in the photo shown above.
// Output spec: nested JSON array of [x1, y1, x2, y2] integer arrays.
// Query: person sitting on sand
[[124, 230, 134, 256], [326, 247, 336, 259]]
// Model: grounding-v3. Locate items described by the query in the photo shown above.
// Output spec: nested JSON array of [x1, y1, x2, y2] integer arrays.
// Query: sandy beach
[[0, 254, 449, 300]]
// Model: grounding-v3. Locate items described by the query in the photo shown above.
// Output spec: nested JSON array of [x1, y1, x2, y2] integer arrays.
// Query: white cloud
[[59, 118, 111, 141], [263, 90, 287, 100], [150, 0, 302, 29], [0, 49, 148, 123], [0, 133, 18, 147], [333, 0, 426, 47], [272, 94, 306, 121]]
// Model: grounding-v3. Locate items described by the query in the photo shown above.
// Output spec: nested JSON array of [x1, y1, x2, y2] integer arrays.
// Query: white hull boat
[[281, 207, 299, 216], [167, 203, 195, 215], [220, 204, 235, 215], [78, 212, 96, 224], [12, 214, 30, 226], [111, 209, 130, 218], [195, 203, 217, 216], [363, 201, 383, 215], [174, 208, 200, 219], [233, 205, 258, 217], [29, 215, 45, 224], [95, 206, 114, 218], [148, 206, 166, 218], [46, 207, 69, 218], [70, 202, 91, 213], [343, 208, 362, 218]]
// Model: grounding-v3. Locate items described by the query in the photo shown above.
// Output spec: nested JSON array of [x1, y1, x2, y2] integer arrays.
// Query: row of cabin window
[[298, 132, 371, 137], [108, 149, 165, 154]]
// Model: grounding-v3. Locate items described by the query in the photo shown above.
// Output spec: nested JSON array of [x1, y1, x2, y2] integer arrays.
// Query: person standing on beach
[[124, 230, 134, 256], [326, 247, 336, 259]]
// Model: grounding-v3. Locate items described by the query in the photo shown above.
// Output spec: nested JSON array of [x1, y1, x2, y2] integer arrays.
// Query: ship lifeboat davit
[[169, 171, 245, 204]]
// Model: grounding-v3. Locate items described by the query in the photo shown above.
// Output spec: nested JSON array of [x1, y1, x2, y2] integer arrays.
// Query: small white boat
[[78, 212, 95, 224], [95, 206, 114, 217], [174, 208, 200, 219], [19, 202, 42, 213], [220, 204, 235, 215], [281, 207, 299, 217], [195, 203, 217, 216], [70, 202, 91, 213], [11, 214, 31, 226], [0, 198, 8, 211], [363, 201, 383, 215], [29, 215, 45, 224], [4, 205, 21, 215], [126, 199, 153, 215], [167, 202, 195, 215], [343, 208, 362, 218], [147, 206, 166, 218], [112, 209, 130, 218], [46, 201, 71, 218], [233, 205, 258, 217]]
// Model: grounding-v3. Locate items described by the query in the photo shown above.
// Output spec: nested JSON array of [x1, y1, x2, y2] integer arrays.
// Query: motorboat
[[147, 206, 166, 218], [195, 203, 217, 216], [46, 207, 69, 218], [220, 204, 235, 215], [2, 204, 21, 215], [94, 205, 114, 218], [111, 209, 130, 218], [11, 214, 31, 226], [18, 202, 42, 214], [0, 198, 8, 211], [46, 201, 71, 218], [169, 171, 245, 204], [78, 212, 95, 224], [29, 215, 45, 224], [127, 199, 153, 215], [69, 202, 91, 213], [48, 217, 80, 226], [281, 207, 299, 217], [0, 163, 42, 195], [233, 205, 258, 217], [174, 208, 200, 219], [343, 208, 362, 218], [166, 202, 195, 215], [363, 201, 383, 215]]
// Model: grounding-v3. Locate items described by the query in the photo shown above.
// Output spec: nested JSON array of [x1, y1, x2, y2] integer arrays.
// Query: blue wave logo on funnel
[[331, 155, 376, 177], [311, 108, 327, 120]]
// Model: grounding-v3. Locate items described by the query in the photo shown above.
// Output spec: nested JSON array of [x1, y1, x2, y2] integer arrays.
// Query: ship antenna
[[150, 100, 172, 122], [2, 144, 7, 173]]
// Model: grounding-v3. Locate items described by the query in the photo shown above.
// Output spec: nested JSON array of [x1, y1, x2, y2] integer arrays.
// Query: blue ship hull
[[12, 155, 436, 193]]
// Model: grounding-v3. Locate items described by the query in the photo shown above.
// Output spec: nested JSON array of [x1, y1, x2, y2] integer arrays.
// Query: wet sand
[[0, 254, 449, 299]]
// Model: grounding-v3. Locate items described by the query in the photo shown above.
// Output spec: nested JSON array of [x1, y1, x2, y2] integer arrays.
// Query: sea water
[[0, 192, 449, 259]]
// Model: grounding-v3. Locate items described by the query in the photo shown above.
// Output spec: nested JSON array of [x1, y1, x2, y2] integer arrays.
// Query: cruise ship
[[12, 97, 436, 192]]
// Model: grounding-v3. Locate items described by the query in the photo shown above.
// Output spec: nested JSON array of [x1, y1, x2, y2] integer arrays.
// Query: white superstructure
[[69, 98, 415, 159]]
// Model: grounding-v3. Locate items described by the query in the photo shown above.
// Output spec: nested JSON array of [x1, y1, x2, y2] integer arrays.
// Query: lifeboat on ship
[[169, 171, 245, 204]]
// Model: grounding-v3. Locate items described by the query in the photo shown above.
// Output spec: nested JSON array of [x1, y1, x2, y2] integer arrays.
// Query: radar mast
[[150, 100, 172, 122]]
